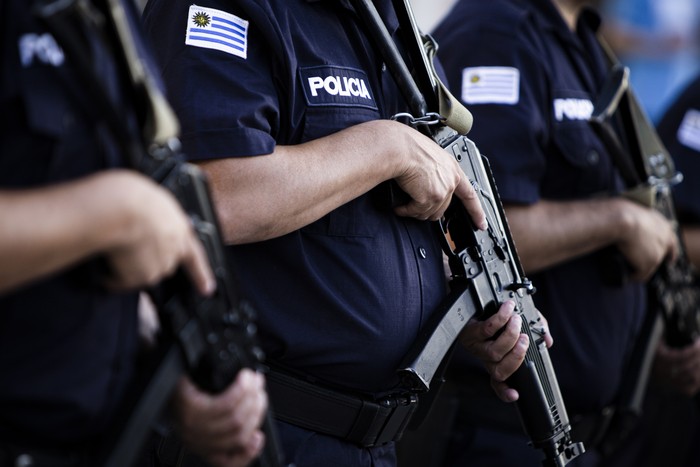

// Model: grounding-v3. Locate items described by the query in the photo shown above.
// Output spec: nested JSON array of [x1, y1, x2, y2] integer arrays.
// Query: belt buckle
[[373, 393, 419, 446]]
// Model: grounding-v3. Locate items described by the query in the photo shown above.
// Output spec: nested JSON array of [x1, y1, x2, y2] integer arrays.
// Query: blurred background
[[135, 0, 700, 128], [409, 0, 700, 124]]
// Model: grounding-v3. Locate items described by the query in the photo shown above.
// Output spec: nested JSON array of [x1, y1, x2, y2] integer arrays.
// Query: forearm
[[200, 120, 408, 244], [681, 225, 700, 270], [0, 171, 145, 293], [506, 197, 635, 273]]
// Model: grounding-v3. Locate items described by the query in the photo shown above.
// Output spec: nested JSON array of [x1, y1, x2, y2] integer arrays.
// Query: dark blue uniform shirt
[[658, 75, 700, 223], [434, 0, 645, 416], [0, 0, 141, 448], [142, 0, 447, 397]]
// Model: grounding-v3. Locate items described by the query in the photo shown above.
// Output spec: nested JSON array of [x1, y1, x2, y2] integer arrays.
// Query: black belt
[[570, 405, 645, 458], [266, 370, 418, 448], [570, 406, 616, 452]]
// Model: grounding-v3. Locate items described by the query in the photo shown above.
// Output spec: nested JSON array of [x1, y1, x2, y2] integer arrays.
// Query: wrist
[[609, 196, 639, 244], [88, 170, 150, 253]]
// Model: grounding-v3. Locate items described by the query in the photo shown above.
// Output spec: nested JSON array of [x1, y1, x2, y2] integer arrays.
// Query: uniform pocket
[[548, 120, 615, 197], [301, 105, 380, 141], [19, 67, 75, 138], [9, 66, 104, 184], [299, 106, 383, 238]]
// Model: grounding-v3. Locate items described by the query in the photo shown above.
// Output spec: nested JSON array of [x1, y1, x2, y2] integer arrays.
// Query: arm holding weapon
[[396, 120, 585, 467], [33, 0, 284, 466], [350, 0, 585, 464], [585, 53, 698, 452], [589, 63, 698, 347]]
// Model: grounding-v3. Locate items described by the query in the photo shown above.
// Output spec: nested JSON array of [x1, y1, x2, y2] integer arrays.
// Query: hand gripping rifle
[[586, 52, 700, 454], [349, 0, 585, 465], [33, 1, 286, 466], [589, 62, 700, 347]]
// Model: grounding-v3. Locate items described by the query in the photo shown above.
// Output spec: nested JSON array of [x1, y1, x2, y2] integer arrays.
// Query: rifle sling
[[350, 0, 473, 134]]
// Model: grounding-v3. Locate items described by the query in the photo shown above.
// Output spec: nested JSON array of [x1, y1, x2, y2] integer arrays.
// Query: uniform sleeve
[[435, 21, 550, 205], [142, 0, 281, 159]]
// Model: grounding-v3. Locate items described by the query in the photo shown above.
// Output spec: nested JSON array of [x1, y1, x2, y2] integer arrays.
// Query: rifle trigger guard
[[505, 278, 537, 295]]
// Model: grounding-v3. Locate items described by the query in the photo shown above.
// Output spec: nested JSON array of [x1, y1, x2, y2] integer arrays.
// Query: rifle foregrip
[[151, 154, 287, 467], [436, 128, 585, 466]]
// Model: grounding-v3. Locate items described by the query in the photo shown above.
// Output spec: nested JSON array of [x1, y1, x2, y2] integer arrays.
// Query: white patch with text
[[307, 75, 371, 100], [553, 98, 593, 122], [18, 33, 64, 67]]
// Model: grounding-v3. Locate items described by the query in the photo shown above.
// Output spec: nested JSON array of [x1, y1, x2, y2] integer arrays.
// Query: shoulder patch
[[185, 5, 248, 59], [678, 109, 700, 153], [461, 66, 520, 105]]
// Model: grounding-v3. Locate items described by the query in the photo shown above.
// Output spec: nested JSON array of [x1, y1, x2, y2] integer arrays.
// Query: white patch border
[[185, 4, 248, 59]]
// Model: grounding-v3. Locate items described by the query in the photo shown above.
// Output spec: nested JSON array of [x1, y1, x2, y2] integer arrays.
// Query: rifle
[[33, 1, 286, 466], [350, 0, 585, 465], [587, 57, 700, 454], [589, 63, 700, 347]]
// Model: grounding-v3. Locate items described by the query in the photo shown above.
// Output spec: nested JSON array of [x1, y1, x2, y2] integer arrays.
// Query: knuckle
[[485, 346, 502, 362]]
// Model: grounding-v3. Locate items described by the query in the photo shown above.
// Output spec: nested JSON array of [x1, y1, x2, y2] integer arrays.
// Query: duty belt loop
[[374, 395, 418, 446], [348, 399, 384, 446]]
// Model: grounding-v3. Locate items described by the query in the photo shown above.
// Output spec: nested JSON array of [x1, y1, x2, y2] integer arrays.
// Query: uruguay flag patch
[[461, 66, 520, 105], [185, 5, 248, 59]]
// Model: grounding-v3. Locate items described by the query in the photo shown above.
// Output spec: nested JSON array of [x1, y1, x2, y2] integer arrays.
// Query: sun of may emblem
[[192, 11, 211, 27]]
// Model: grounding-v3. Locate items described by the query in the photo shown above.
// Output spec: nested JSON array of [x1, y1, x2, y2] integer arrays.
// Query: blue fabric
[[277, 421, 397, 467], [144, 1, 450, 464], [142, 0, 448, 397], [0, 0, 140, 447]]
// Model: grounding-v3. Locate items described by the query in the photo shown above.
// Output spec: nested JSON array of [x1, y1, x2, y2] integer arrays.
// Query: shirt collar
[[305, 0, 399, 34], [530, 0, 601, 49]]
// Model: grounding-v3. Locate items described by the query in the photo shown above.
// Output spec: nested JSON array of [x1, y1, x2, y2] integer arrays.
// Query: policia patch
[[300, 65, 378, 110]]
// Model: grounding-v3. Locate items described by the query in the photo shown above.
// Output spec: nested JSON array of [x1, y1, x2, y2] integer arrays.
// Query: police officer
[[595, 73, 700, 467], [430, 0, 678, 466], [656, 72, 700, 467], [0, 1, 267, 466], [141, 0, 537, 465]]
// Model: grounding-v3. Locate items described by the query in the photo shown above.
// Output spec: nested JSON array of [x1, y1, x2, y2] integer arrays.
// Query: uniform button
[[587, 150, 599, 164], [418, 247, 427, 258]]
